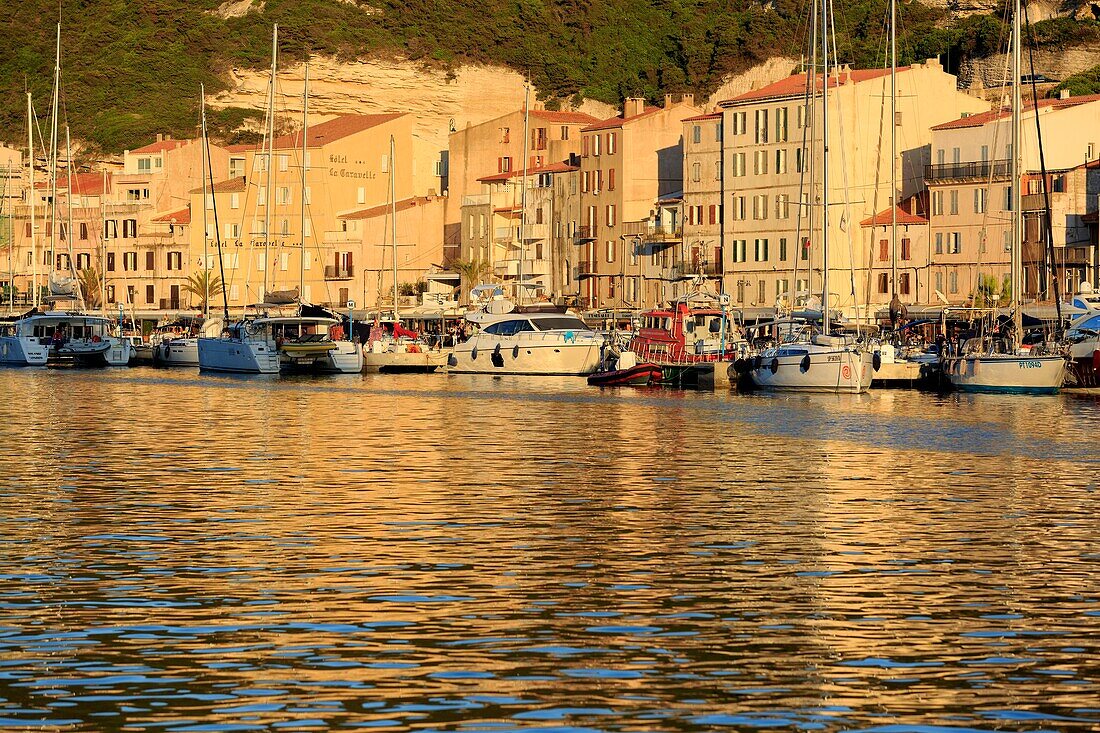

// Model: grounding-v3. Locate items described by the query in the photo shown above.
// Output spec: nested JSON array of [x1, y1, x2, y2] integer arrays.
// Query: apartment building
[[1022, 161, 1100, 297], [576, 94, 701, 309], [466, 160, 580, 302], [337, 194, 450, 309], [927, 93, 1100, 303], [718, 59, 987, 313], [676, 112, 725, 295], [859, 194, 930, 305], [193, 114, 423, 309], [447, 108, 597, 252]]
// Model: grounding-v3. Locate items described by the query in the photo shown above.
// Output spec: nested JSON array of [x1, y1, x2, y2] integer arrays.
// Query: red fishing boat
[[628, 292, 747, 385]]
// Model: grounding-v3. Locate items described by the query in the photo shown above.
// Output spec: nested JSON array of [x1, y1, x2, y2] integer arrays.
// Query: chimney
[[1059, 89, 1070, 100], [682, 93, 694, 107], [156, 133, 163, 142], [624, 97, 646, 118], [664, 93, 674, 108]]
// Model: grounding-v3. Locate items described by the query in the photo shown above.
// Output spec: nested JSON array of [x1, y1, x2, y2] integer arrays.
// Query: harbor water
[[0, 368, 1098, 732]]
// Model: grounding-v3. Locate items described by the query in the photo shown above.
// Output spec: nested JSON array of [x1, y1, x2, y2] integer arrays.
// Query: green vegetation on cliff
[[1, 0, 1097, 153]]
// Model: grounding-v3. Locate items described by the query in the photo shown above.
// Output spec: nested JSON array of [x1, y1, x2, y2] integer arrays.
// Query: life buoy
[[91, 335, 102, 343], [330, 325, 345, 341], [841, 364, 851, 380]]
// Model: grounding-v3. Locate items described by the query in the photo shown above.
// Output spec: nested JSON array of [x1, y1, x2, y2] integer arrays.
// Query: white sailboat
[[750, 0, 873, 393], [945, 0, 1066, 394]]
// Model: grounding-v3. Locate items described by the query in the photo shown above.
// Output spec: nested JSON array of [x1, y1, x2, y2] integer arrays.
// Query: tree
[[77, 268, 102, 309], [183, 269, 223, 311], [450, 258, 493, 299]]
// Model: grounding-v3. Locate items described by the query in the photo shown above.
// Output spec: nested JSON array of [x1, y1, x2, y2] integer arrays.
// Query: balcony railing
[[575, 225, 597, 242], [577, 260, 598, 276], [925, 159, 1010, 183], [461, 194, 490, 207], [324, 265, 354, 280], [1021, 192, 1058, 211], [622, 220, 683, 242]]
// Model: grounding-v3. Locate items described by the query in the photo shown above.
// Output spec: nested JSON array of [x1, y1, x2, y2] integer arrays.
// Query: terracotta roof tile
[[582, 105, 663, 132], [932, 94, 1100, 130], [188, 176, 247, 194], [683, 111, 723, 122], [231, 114, 405, 152], [153, 207, 191, 224], [36, 172, 111, 195], [860, 205, 929, 227], [529, 109, 600, 124], [721, 67, 913, 105], [477, 160, 578, 183], [130, 138, 191, 155], [338, 195, 440, 220]]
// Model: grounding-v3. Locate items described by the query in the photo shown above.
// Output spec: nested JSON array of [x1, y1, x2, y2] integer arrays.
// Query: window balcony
[[925, 159, 1010, 183], [575, 225, 597, 242], [324, 265, 354, 280]]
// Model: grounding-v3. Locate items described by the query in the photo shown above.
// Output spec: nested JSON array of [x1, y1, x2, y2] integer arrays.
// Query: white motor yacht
[[448, 307, 604, 376], [197, 319, 281, 374]]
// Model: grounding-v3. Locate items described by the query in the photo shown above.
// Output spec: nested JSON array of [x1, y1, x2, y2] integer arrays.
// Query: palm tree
[[183, 269, 223, 311], [77, 268, 101, 309], [451, 258, 492, 300]]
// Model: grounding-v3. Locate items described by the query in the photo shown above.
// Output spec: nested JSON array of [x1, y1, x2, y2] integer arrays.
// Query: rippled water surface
[[0, 368, 1098, 732]]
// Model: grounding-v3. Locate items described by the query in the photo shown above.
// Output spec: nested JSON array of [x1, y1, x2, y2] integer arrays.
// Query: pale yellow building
[[927, 92, 1100, 303], [576, 94, 701, 309], [718, 59, 988, 315]]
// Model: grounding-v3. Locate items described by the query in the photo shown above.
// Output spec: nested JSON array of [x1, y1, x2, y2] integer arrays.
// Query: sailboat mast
[[28, 94, 37, 309], [820, 0, 831, 335], [390, 135, 398, 323], [1011, 0, 1023, 343], [201, 85, 209, 319], [49, 24, 60, 283], [65, 125, 83, 311], [518, 81, 530, 305], [204, 100, 230, 324], [300, 61, 308, 301], [6, 160, 12, 312], [889, 0, 898, 300], [264, 23, 278, 299], [100, 169, 107, 315]]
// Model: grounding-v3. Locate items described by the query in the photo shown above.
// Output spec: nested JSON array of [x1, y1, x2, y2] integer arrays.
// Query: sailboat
[[749, 0, 874, 393], [944, 0, 1066, 394]]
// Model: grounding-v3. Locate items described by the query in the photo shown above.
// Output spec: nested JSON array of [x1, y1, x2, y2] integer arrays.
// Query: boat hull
[[587, 363, 662, 387], [448, 339, 603, 376], [0, 336, 49, 366], [197, 337, 280, 374], [362, 349, 446, 374], [750, 346, 874, 393], [944, 354, 1066, 394], [281, 341, 363, 374], [153, 339, 201, 367]]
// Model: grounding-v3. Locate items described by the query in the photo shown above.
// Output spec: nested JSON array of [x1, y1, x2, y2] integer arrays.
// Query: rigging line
[[825, 0, 860, 310], [1022, 0, 1062, 320]]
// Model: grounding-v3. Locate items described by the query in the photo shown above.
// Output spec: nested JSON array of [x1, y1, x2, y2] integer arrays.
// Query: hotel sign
[[329, 154, 377, 180]]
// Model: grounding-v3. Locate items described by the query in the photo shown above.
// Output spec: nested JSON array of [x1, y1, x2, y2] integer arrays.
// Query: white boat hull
[[448, 337, 603, 376], [197, 337, 280, 374], [281, 341, 363, 374], [0, 336, 49, 366], [751, 346, 874, 393], [363, 348, 447, 373], [944, 354, 1066, 394], [154, 338, 200, 367]]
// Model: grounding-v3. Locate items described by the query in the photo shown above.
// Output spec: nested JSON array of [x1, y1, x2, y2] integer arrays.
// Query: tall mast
[[6, 159, 12, 312], [28, 93, 36, 309], [300, 61, 308, 301], [889, 0, 898, 301], [201, 84, 209, 318], [1010, 0, 1022, 345], [48, 24, 60, 285], [390, 134, 398, 322], [65, 125, 83, 311], [100, 169, 107, 315], [518, 80, 530, 304], [263, 23, 278, 299], [204, 96, 230, 324], [820, 0, 831, 335]]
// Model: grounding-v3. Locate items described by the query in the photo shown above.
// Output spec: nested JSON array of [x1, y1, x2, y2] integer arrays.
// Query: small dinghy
[[587, 351, 662, 387]]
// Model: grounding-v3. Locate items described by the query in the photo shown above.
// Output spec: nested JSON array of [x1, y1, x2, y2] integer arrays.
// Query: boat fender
[[512, 345, 520, 359], [770, 357, 779, 374], [471, 347, 478, 360], [491, 344, 505, 368], [1093, 349, 1100, 371], [872, 351, 882, 372], [752, 355, 762, 371], [448, 353, 458, 367], [733, 357, 747, 374], [800, 354, 811, 372]]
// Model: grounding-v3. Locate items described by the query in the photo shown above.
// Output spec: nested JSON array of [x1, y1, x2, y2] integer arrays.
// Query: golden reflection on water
[[0, 368, 1098, 732]]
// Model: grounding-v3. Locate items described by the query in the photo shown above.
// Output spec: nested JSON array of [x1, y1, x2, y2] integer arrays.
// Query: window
[[932, 191, 943, 216], [605, 239, 615, 263], [693, 125, 702, 144], [777, 278, 789, 298], [281, 219, 290, 235], [935, 271, 944, 293], [1004, 185, 1012, 211], [714, 160, 721, 180], [146, 251, 156, 270], [753, 150, 768, 175], [949, 189, 959, 215], [605, 204, 616, 227], [561, 126, 570, 140], [257, 252, 266, 271], [592, 134, 601, 157], [758, 280, 766, 303], [277, 186, 290, 205], [708, 205, 717, 225], [146, 285, 155, 304], [76, 253, 90, 270], [901, 238, 911, 261], [899, 272, 911, 295], [280, 252, 289, 271], [258, 186, 267, 206], [79, 223, 88, 240], [801, 237, 810, 261], [226, 222, 241, 239], [732, 196, 745, 221], [733, 111, 746, 135], [753, 194, 768, 220], [279, 154, 288, 172], [122, 219, 137, 238], [498, 157, 512, 173], [593, 169, 602, 193], [230, 193, 240, 209], [948, 270, 958, 294], [123, 252, 137, 271], [754, 238, 769, 262], [879, 239, 889, 261], [606, 132, 616, 155], [795, 147, 805, 173], [716, 123, 723, 142], [877, 272, 889, 294], [137, 157, 151, 172], [608, 168, 616, 191], [797, 105, 805, 129], [775, 194, 789, 219], [692, 162, 701, 183], [779, 238, 788, 261], [167, 251, 182, 271], [381, 154, 389, 173], [974, 188, 986, 214], [754, 109, 768, 143], [229, 157, 245, 177], [357, 187, 366, 205], [732, 152, 746, 177], [776, 107, 789, 142], [106, 285, 115, 303], [947, 232, 961, 254], [935, 232, 943, 255], [981, 145, 990, 162], [732, 239, 747, 263], [230, 284, 239, 301], [500, 127, 510, 143], [775, 148, 787, 174], [582, 171, 590, 193]]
